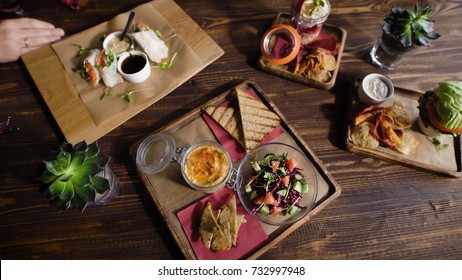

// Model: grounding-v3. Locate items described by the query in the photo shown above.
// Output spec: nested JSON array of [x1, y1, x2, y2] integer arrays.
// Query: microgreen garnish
[[152, 52, 178, 70], [100, 87, 115, 100], [432, 137, 450, 150], [71, 43, 88, 56], [309, 0, 325, 16], [164, 33, 177, 40], [100, 87, 156, 102]]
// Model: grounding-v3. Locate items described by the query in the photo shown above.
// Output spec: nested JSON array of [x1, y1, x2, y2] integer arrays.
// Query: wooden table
[[1, 0, 461, 259]]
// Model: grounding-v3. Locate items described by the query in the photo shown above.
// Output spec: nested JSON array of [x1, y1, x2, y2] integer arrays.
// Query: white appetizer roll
[[83, 49, 101, 86], [97, 49, 124, 87], [132, 24, 169, 63]]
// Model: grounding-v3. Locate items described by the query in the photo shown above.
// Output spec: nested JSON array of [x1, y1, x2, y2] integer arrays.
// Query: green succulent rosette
[[38, 141, 111, 212]]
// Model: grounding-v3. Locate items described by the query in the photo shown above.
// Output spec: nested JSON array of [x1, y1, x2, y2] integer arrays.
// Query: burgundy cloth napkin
[[59, 0, 80, 10], [272, 32, 339, 65], [176, 187, 269, 260]]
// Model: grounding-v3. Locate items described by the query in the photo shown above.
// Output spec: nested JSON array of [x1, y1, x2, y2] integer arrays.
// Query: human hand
[[0, 18, 65, 63]]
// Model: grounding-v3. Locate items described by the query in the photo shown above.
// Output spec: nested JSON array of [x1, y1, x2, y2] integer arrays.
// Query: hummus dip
[[107, 36, 131, 55], [184, 145, 229, 187]]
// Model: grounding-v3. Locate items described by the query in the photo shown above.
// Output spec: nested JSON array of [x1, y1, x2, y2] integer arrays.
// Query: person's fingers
[[20, 27, 65, 41], [11, 17, 57, 30], [21, 34, 63, 49], [19, 28, 65, 48]]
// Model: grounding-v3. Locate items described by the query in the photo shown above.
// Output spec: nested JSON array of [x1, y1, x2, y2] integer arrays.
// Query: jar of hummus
[[136, 133, 232, 193]]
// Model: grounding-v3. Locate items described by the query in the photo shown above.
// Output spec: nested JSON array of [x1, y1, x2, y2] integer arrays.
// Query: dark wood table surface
[[1, 0, 461, 260]]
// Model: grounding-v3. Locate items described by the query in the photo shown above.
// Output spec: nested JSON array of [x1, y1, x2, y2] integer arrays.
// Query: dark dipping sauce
[[121, 55, 146, 74]]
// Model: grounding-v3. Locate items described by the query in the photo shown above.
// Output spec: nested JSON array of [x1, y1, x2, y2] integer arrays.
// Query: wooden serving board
[[21, 0, 224, 144], [346, 78, 462, 178], [258, 13, 346, 90], [129, 81, 341, 259]]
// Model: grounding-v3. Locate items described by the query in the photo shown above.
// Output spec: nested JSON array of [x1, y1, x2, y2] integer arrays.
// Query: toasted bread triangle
[[203, 106, 246, 149], [236, 89, 280, 151]]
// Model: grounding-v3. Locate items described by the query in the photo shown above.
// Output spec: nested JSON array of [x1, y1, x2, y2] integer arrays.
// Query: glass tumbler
[[370, 31, 417, 70]]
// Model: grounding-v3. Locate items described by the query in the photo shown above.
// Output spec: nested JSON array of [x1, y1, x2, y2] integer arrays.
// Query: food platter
[[258, 13, 346, 90], [345, 78, 462, 178], [129, 81, 341, 259], [21, 0, 224, 144]]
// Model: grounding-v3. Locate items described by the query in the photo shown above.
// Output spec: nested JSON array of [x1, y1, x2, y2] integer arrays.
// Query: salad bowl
[[233, 142, 318, 226]]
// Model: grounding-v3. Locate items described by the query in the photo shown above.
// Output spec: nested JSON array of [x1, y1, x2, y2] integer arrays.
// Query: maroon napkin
[[59, 0, 80, 10], [272, 32, 339, 65], [176, 187, 269, 260]]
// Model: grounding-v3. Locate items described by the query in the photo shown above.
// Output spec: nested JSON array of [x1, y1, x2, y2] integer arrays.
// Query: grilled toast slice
[[203, 106, 246, 149], [236, 89, 280, 152]]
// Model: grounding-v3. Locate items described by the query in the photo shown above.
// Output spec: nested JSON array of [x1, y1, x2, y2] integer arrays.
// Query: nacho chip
[[351, 121, 379, 149], [393, 132, 420, 155], [294, 50, 336, 82], [390, 101, 412, 129], [323, 53, 337, 71], [354, 112, 374, 126], [199, 195, 246, 251]]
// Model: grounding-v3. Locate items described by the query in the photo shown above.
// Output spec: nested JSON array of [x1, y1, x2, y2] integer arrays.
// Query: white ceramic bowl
[[117, 51, 151, 83], [103, 31, 135, 56], [358, 73, 394, 105]]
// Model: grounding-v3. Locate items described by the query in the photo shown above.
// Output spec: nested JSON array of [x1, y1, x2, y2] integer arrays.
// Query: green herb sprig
[[432, 137, 450, 150], [152, 52, 178, 70], [100, 87, 156, 102], [71, 43, 89, 56], [309, 0, 325, 16]]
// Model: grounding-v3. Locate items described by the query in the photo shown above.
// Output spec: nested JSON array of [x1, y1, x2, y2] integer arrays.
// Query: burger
[[418, 81, 462, 137]]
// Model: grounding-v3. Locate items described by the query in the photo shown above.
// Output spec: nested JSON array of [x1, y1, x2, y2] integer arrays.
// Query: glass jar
[[290, 0, 331, 45], [136, 133, 233, 193]]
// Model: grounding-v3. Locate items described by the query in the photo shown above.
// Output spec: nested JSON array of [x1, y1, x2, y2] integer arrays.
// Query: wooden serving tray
[[345, 78, 462, 178], [130, 81, 341, 259], [258, 13, 347, 90], [22, 0, 224, 145]]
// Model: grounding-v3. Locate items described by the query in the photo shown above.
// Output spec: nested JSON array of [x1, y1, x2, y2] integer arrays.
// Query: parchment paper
[[52, 2, 204, 125], [348, 92, 458, 172]]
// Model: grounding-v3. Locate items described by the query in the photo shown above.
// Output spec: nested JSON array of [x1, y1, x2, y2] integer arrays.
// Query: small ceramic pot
[[117, 51, 151, 83]]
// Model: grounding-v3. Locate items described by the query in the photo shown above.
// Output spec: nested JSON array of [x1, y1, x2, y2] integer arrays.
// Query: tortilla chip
[[199, 195, 245, 251], [390, 101, 412, 129], [351, 121, 379, 149], [354, 112, 374, 126], [393, 133, 420, 155]]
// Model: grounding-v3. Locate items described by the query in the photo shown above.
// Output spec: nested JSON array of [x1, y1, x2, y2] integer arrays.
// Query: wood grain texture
[[21, 0, 224, 144], [1, 0, 461, 260]]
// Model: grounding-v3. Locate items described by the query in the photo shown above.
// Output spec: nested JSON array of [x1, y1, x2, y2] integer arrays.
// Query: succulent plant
[[382, 4, 441, 47], [38, 141, 111, 212]]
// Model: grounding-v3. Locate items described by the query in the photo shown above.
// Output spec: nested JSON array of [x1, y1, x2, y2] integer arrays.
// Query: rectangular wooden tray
[[345, 78, 462, 178], [21, 0, 224, 145], [258, 13, 347, 90], [130, 81, 341, 259]]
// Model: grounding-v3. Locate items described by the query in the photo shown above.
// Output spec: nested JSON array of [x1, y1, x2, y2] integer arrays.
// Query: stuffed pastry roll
[[96, 49, 124, 87], [132, 23, 169, 63], [80, 49, 101, 87]]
